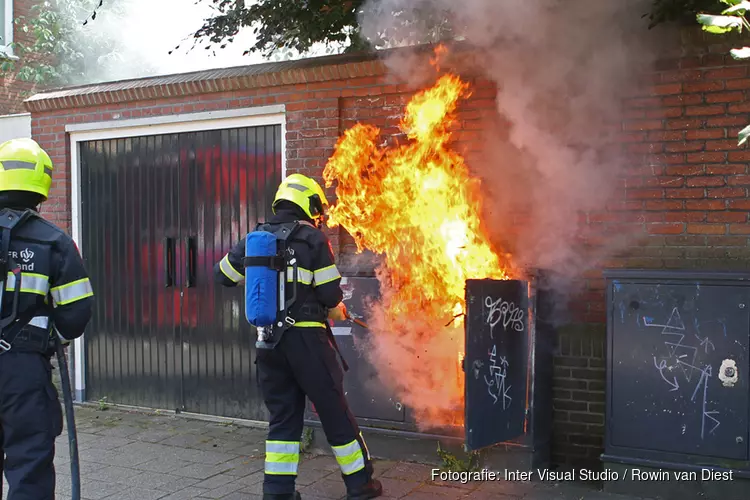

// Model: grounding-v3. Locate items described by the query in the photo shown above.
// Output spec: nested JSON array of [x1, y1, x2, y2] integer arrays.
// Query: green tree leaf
[[722, 1, 750, 14], [696, 13, 744, 32]]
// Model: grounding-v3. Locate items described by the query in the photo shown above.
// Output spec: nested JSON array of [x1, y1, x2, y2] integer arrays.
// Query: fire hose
[[55, 333, 81, 500]]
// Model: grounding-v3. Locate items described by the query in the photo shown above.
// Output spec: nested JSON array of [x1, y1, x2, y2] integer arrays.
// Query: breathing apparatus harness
[[0, 207, 44, 353]]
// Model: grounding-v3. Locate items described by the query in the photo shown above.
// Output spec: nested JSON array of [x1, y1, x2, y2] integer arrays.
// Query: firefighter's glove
[[328, 302, 347, 322]]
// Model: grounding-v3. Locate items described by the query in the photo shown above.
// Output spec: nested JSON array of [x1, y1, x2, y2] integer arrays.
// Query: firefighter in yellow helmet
[[214, 174, 382, 500], [0, 138, 93, 499]]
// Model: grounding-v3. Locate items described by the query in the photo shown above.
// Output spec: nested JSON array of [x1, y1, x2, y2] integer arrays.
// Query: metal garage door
[[79, 125, 282, 420]]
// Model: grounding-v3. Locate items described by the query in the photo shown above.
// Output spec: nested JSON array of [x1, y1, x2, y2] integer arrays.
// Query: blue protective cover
[[245, 230, 279, 326]]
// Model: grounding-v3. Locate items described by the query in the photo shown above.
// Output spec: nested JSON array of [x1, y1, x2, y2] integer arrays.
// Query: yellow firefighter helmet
[[0, 138, 53, 200], [272, 173, 329, 220]]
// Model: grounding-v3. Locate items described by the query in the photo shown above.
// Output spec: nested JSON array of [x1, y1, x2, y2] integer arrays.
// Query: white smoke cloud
[[357, 0, 670, 286]]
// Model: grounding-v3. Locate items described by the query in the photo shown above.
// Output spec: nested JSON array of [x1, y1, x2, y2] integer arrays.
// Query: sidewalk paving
[[4, 402, 651, 500]]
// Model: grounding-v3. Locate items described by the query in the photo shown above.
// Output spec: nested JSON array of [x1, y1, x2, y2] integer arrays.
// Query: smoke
[[359, 0, 664, 285], [342, 0, 669, 430]]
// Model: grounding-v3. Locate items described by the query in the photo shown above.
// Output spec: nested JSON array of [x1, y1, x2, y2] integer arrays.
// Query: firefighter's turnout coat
[[213, 205, 375, 497]]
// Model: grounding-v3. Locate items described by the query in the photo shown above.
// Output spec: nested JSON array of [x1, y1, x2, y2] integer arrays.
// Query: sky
[[89, 0, 342, 81]]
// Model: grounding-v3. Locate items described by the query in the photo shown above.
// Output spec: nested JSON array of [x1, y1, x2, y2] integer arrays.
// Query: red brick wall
[[27, 33, 750, 467], [551, 40, 750, 466], [0, 0, 41, 115]]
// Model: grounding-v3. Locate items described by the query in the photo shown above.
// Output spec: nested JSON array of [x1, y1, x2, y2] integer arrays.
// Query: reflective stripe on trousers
[[331, 437, 366, 475], [265, 440, 300, 475]]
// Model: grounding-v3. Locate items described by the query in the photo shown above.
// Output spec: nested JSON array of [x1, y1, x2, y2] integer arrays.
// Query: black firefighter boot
[[262, 492, 301, 500], [347, 478, 383, 500]]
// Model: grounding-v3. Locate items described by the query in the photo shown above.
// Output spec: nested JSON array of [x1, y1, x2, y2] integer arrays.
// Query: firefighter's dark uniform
[[215, 195, 381, 499], [0, 138, 94, 500]]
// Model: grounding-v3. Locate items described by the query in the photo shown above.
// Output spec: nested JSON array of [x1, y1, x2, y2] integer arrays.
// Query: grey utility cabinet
[[602, 270, 750, 499]]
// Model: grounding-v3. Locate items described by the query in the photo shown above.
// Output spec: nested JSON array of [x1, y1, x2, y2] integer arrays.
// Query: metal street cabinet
[[602, 270, 750, 499], [304, 269, 555, 468]]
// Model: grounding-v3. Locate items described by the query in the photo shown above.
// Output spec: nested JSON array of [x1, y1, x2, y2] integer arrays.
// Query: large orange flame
[[323, 54, 514, 429]]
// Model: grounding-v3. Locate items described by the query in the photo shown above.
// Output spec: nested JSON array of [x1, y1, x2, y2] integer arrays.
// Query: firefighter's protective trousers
[[257, 326, 373, 495], [0, 352, 63, 500]]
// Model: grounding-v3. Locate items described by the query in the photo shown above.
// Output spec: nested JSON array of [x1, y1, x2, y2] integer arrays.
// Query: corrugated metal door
[[181, 126, 281, 420], [80, 136, 185, 410], [79, 125, 282, 420]]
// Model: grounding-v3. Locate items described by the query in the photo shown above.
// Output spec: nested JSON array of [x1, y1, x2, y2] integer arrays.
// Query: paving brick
[[402, 491, 449, 500], [160, 433, 213, 448], [299, 477, 348, 498], [78, 478, 129, 499], [94, 424, 144, 438], [459, 490, 521, 499], [231, 471, 265, 486], [412, 483, 471, 498], [372, 459, 399, 478], [126, 471, 188, 489], [170, 447, 237, 466], [382, 462, 436, 481], [85, 465, 143, 483], [234, 480, 263, 495], [213, 492, 263, 500], [192, 437, 249, 452], [375, 477, 421, 497], [217, 456, 265, 476], [224, 442, 264, 455], [170, 463, 235, 480], [194, 480, 246, 499], [295, 466, 336, 486], [78, 435, 133, 450], [157, 486, 212, 499], [127, 428, 179, 443], [102, 486, 167, 499], [192, 473, 241, 490], [475, 479, 536, 497], [135, 457, 195, 474], [155, 476, 203, 494]]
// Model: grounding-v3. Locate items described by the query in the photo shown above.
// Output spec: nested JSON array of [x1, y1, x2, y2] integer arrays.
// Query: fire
[[323, 51, 513, 429]]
